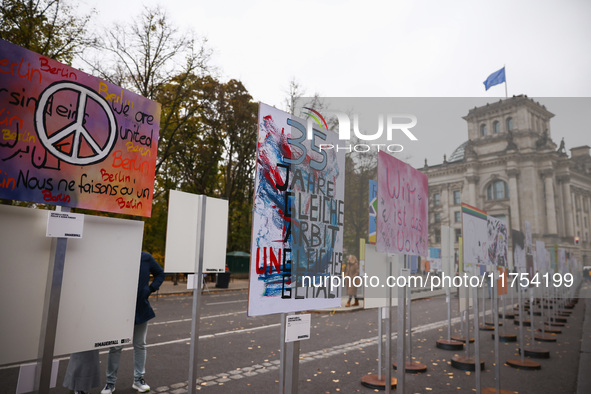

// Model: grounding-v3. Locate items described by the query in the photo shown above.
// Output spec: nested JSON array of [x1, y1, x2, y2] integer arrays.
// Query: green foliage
[[0, 0, 94, 64], [0, 3, 258, 260]]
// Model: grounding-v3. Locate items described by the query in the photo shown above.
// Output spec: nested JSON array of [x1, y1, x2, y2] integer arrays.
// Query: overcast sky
[[79, 0, 591, 167]]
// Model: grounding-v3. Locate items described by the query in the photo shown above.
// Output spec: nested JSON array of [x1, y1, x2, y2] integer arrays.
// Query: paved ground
[[1, 278, 590, 393]]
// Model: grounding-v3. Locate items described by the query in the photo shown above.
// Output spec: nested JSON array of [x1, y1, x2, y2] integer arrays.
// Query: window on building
[[487, 180, 509, 200], [577, 215, 580, 226], [493, 120, 500, 133], [455, 229, 462, 242], [453, 190, 461, 205], [433, 193, 441, 206], [434, 213, 441, 223], [480, 123, 487, 136], [585, 217, 588, 228], [435, 232, 441, 243], [455, 211, 461, 223], [506, 117, 513, 131]]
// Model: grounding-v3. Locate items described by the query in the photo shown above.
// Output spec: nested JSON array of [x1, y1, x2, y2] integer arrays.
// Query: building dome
[[448, 141, 468, 162]]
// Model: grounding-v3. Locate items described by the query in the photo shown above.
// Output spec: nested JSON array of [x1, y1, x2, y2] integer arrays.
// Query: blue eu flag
[[483, 67, 506, 90]]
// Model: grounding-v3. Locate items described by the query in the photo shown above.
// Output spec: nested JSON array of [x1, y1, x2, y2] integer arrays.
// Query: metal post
[[519, 284, 525, 363], [406, 279, 412, 365], [540, 290, 546, 336], [188, 196, 207, 394], [396, 260, 407, 394], [529, 290, 535, 343], [36, 206, 69, 393], [378, 307, 383, 380], [284, 339, 300, 394], [446, 286, 452, 341], [473, 285, 481, 392], [385, 259, 393, 394], [493, 272, 500, 393], [463, 311, 468, 358], [279, 313, 286, 393]]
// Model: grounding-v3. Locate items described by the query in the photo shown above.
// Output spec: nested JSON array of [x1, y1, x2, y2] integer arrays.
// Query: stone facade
[[421, 95, 591, 268]]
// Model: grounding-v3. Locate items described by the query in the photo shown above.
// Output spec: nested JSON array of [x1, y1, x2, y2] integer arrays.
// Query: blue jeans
[[106, 322, 148, 384]]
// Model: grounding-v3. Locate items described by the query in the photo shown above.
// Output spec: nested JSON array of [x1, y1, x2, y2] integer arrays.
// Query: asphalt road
[[0, 289, 585, 393]]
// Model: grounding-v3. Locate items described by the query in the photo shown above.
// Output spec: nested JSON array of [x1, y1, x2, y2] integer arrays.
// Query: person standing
[[63, 350, 101, 394], [345, 255, 360, 307], [101, 252, 165, 393]]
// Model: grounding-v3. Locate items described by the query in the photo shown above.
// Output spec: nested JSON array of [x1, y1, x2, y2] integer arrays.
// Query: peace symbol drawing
[[35, 81, 118, 166]]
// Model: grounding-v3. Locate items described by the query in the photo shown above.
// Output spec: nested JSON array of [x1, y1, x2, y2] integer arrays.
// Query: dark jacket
[[135, 252, 165, 325]]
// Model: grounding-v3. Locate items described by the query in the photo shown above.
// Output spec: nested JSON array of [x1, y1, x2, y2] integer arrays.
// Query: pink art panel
[[376, 151, 428, 256], [0, 39, 160, 216]]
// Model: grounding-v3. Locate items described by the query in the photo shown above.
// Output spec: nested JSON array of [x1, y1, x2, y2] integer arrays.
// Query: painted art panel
[[487, 216, 508, 267], [461, 203, 487, 272], [512, 229, 526, 272], [428, 247, 442, 271], [0, 39, 160, 216], [524, 220, 533, 254], [376, 151, 428, 256], [535, 241, 548, 273], [369, 179, 377, 244], [558, 248, 567, 275], [248, 103, 345, 316]]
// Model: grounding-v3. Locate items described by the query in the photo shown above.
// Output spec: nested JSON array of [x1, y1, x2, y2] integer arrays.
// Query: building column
[[541, 169, 558, 235], [558, 175, 573, 237], [442, 187, 450, 225], [466, 175, 479, 207], [507, 169, 521, 231]]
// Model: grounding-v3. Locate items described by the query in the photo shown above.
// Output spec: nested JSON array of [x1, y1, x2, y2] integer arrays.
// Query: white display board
[[0, 205, 143, 366], [441, 226, 454, 280], [164, 190, 228, 273], [461, 203, 488, 272], [364, 244, 401, 309]]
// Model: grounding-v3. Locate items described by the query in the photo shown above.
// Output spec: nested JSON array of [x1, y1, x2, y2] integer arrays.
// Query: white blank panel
[[202, 197, 229, 273], [0, 205, 52, 366], [363, 245, 400, 309], [55, 214, 143, 356], [0, 205, 143, 365], [165, 190, 228, 273]]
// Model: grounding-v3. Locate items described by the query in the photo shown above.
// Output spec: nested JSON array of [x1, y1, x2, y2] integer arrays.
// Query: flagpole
[[504, 64, 508, 98]]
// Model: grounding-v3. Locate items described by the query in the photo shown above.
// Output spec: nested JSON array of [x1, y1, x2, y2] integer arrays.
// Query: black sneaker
[[101, 383, 115, 394]]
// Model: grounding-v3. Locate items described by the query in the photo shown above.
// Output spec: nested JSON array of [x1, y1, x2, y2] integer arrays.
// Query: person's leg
[[133, 322, 149, 381], [105, 346, 123, 385]]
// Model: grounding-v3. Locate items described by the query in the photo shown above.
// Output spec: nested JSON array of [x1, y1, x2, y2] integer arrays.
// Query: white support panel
[[0, 205, 143, 365], [165, 190, 228, 273], [364, 245, 401, 309]]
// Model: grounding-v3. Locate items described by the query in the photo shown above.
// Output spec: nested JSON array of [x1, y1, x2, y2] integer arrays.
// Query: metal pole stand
[[482, 271, 518, 394], [361, 307, 396, 390], [35, 207, 70, 394], [188, 196, 207, 394], [279, 313, 301, 394], [507, 281, 541, 370], [394, 276, 427, 373], [436, 286, 464, 350], [451, 280, 484, 372]]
